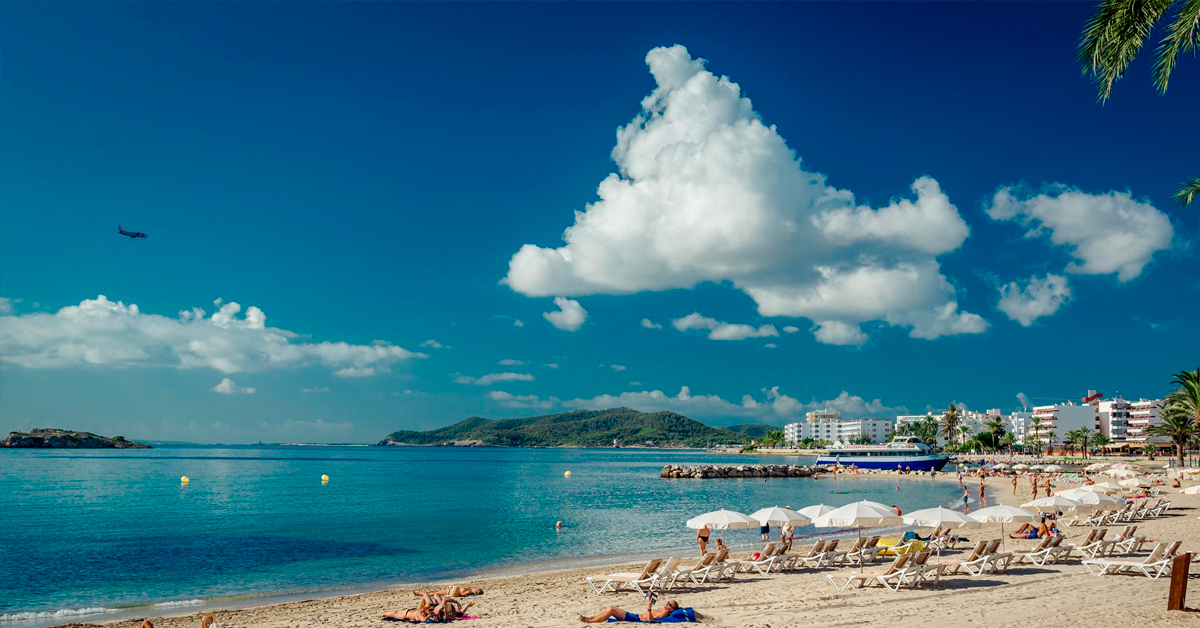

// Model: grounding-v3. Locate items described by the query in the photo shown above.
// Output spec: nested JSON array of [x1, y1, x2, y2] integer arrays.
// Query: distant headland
[[1, 428, 151, 449], [378, 407, 767, 448]]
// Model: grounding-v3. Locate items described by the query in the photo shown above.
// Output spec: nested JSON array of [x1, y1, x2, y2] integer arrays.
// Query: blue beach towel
[[607, 607, 697, 623]]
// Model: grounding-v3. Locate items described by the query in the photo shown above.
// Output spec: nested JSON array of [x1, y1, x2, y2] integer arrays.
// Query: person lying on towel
[[579, 596, 697, 623], [383, 593, 474, 623]]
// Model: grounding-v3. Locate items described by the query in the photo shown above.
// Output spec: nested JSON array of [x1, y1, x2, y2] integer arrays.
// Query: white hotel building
[[1126, 399, 1165, 444], [783, 410, 893, 444]]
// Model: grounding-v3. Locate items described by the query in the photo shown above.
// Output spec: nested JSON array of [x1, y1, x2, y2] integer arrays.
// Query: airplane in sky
[[118, 225, 147, 239]]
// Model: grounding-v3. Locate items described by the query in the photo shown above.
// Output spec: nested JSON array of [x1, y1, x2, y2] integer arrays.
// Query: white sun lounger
[[1082, 541, 1180, 579], [586, 558, 662, 594]]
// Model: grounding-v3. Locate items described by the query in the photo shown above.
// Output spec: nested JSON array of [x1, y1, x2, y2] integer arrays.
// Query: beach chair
[[945, 539, 1000, 576], [673, 553, 716, 587], [1011, 536, 1052, 564], [1082, 541, 1179, 579], [824, 539, 853, 566], [793, 540, 827, 569], [849, 536, 882, 565], [1020, 535, 1067, 565], [1095, 526, 1134, 557], [744, 543, 778, 575], [1148, 500, 1171, 518], [651, 557, 682, 590], [586, 558, 662, 595], [983, 540, 1013, 572], [1072, 528, 1109, 558], [893, 550, 942, 589], [1113, 526, 1148, 554], [702, 548, 737, 581], [825, 553, 911, 591]]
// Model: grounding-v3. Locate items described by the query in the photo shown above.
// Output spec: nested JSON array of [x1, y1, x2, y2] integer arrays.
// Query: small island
[[378, 407, 765, 448], [1, 428, 151, 449]]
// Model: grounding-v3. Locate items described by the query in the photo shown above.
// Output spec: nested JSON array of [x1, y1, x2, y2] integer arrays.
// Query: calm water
[[0, 446, 964, 625]]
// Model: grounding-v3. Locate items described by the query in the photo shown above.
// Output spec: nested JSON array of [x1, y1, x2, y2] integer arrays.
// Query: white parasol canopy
[[813, 502, 902, 529], [902, 506, 981, 529], [1012, 463, 1029, 470], [686, 509, 757, 530], [992, 463, 1010, 469], [1119, 478, 1151, 488], [1103, 468, 1138, 479], [796, 503, 835, 519], [1181, 484, 1200, 495], [969, 504, 1038, 550], [850, 500, 892, 511], [750, 506, 810, 526], [1080, 481, 1124, 493], [1042, 465, 1065, 473], [1028, 464, 1046, 470], [1021, 495, 1085, 513], [1058, 488, 1122, 508]]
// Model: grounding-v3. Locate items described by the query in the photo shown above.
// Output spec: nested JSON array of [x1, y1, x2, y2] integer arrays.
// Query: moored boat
[[815, 436, 949, 471]]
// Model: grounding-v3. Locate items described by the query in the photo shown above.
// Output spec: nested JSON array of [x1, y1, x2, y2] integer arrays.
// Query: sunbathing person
[[384, 593, 474, 623], [413, 586, 483, 597], [580, 598, 682, 623], [1009, 522, 1049, 540]]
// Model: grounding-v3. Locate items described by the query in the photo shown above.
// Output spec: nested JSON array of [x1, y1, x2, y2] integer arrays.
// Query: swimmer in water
[[556, 520, 564, 530]]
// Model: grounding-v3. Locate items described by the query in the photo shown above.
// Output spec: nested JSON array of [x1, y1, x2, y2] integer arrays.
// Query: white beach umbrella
[[1085, 462, 1110, 472], [797, 503, 835, 520], [992, 463, 1010, 469], [851, 500, 892, 511], [1118, 478, 1151, 488], [686, 509, 757, 530], [1028, 464, 1046, 470], [750, 506, 810, 527], [1042, 465, 1065, 473], [1083, 481, 1125, 493], [969, 504, 1038, 549], [1181, 484, 1200, 495], [1012, 463, 1029, 470], [1058, 489, 1121, 509], [902, 506, 981, 529], [814, 502, 903, 572], [1103, 468, 1138, 479], [1021, 495, 1085, 513]]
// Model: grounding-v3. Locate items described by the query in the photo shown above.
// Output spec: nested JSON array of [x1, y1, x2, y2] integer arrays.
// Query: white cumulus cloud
[[0, 297, 14, 316], [0, 295, 425, 375], [640, 318, 663, 329], [454, 372, 535, 386], [489, 390, 560, 410], [499, 359, 525, 366], [300, 387, 330, 394], [997, 273, 1072, 327], [610, 364, 627, 371], [563, 385, 905, 423], [542, 297, 588, 332], [502, 45, 984, 345], [986, 186, 1173, 282], [782, 325, 799, 334], [420, 339, 445, 349], [672, 312, 778, 341], [213, 378, 255, 395]]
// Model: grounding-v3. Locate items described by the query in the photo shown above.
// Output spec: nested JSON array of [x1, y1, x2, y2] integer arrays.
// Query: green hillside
[[725, 424, 776, 439], [378, 407, 750, 448]]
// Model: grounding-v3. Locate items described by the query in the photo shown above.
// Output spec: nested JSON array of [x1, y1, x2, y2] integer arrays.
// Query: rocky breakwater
[[1, 428, 151, 449], [660, 463, 822, 479]]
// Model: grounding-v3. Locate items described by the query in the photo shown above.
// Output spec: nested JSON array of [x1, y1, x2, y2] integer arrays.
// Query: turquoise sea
[[0, 446, 965, 626]]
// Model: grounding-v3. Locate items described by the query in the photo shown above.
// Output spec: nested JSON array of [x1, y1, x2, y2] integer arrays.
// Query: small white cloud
[[498, 359, 525, 366], [300, 387, 330, 394], [811, 320, 869, 347], [513, 319, 525, 327], [987, 186, 1173, 282], [213, 378, 255, 395], [488, 390, 559, 409], [0, 298, 14, 316], [420, 339, 444, 349], [629, 381, 643, 386], [391, 389, 428, 397], [543, 297, 588, 332], [610, 364, 627, 371], [542, 363, 560, 369], [996, 274, 1071, 327], [782, 326, 799, 334], [640, 318, 663, 329], [672, 312, 778, 341], [454, 372, 535, 386], [763, 343, 778, 348], [335, 366, 377, 378]]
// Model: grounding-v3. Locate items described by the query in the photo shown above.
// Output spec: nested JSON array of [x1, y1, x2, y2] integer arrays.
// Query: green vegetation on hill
[[724, 424, 776, 439], [379, 408, 751, 448]]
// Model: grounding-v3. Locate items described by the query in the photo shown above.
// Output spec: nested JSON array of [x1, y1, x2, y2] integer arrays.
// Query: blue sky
[[1, 2, 1196, 443]]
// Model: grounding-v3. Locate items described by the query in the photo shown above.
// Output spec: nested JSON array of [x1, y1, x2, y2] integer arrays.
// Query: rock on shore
[[660, 463, 822, 479], [1, 428, 151, 449]]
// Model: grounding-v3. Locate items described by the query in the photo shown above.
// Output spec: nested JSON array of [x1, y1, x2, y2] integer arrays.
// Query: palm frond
[[1079, 0, 1174, 102], [1174, 177, 1200, 207], [1154, 0, 1200, 93]]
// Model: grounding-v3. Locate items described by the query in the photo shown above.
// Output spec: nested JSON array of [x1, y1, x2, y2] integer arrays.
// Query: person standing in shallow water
[[760, 519, 771, 542], [962, 486, 971, 513], [696, 525, 710, 556], [978, 478, 987, 508]]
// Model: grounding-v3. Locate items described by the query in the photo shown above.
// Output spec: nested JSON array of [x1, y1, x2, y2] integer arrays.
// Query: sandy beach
[[58, 473, 1199, 628]]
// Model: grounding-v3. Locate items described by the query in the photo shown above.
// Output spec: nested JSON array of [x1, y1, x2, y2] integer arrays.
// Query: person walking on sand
[[978, 479, 986, 508], [1030, 474, 1039, 500], [696, 525, 710, 556], [1043, 476, 1052, 496], [1011, 475, 1018, 495]]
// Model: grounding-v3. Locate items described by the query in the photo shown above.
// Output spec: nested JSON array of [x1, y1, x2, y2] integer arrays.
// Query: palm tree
[[1093, 433, 1112, 457], [1148, 399, 1200, 467], [919, 414, 940, 448], [1046, 430, 1058, 456], [1079, 2, 1199, 208], [941, 404, 962, 444], [982, 417, 1007, 452], [1001, 432, 1017, 456], [1167, 368, 1200, 424]]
